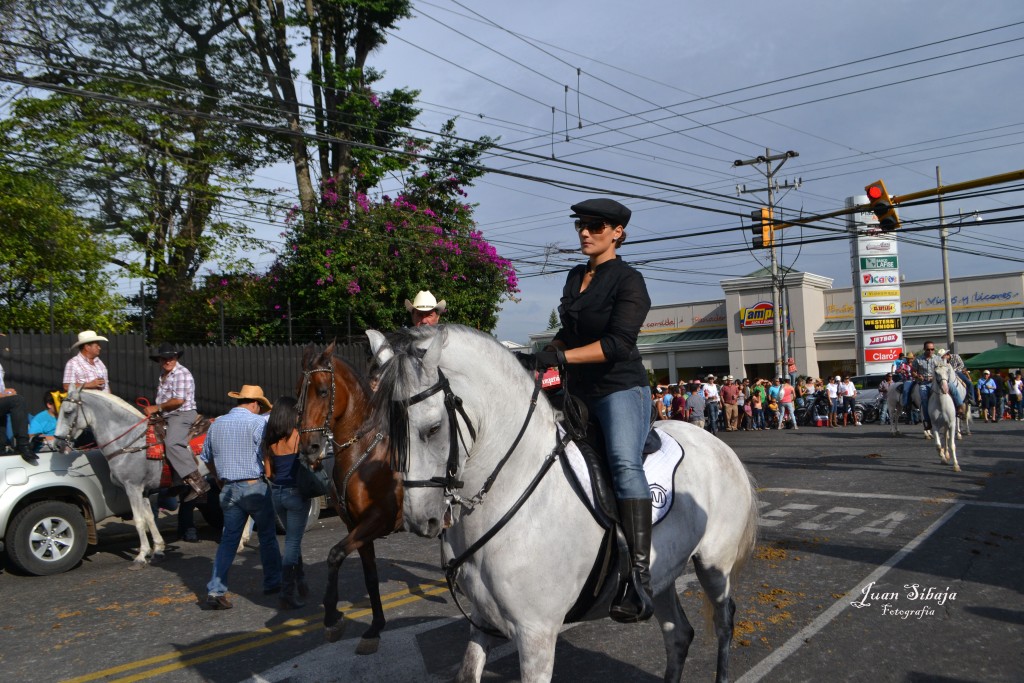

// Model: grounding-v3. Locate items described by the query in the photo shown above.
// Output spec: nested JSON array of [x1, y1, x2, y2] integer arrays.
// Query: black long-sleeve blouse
[[553, 256, 651, 397]]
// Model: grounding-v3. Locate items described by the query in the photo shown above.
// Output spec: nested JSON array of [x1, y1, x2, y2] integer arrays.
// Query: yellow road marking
[[61, 580, 448, 683]]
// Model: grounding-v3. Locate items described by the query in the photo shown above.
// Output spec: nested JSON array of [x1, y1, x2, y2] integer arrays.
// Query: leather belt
[[224, 478, 262, 484]]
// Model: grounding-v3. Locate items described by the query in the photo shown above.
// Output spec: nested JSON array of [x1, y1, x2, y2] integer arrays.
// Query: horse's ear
[[301, 343, 318, 369], [321, 340, 337, 364], [366, 330, 393, 365], [421, 328, 443, 372]]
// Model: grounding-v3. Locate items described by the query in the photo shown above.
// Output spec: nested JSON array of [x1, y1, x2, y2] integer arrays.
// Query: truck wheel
[[6, 500, 88, 576]]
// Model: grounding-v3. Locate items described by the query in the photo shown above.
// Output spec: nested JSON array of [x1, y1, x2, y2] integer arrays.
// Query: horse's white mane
[[82, 389, 144, 416]]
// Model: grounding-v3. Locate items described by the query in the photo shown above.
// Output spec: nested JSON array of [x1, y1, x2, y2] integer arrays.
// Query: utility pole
[[936, 166, 955, 353], [735, 149, 800, 379]]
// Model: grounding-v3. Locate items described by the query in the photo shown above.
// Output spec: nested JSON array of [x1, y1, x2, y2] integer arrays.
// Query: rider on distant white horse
[[532, 197, 656, 624], [941, 348, 973, 409], [911, 343, 940, 434]]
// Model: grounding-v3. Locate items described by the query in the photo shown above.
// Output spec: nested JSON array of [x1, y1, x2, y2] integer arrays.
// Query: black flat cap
[[569, 198, 631, 227]]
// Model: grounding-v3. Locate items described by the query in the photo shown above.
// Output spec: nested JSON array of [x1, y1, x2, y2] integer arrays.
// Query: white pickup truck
[[1, 450, 330, 576]]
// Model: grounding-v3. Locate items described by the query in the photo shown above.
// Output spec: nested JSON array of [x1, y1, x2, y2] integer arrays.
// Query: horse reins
[[400, 366, 571, 637], [55, 395, 152, 460]]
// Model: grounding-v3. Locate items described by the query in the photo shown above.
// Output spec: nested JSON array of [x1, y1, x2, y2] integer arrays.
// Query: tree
[[235, 0, 418, 220], [0, 165, 127, 331], [3, 0, 275, 325], [548, 309, 560, 330]]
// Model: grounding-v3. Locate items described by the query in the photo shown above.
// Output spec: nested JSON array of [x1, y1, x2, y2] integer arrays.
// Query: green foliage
[[153, 273, 280, 346], [273, 187, 518, 337], [0, 165, 127, 331], [3, 0, 276, 323]]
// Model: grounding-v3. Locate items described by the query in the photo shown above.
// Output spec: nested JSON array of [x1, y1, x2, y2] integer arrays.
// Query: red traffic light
[[866, 184, 884, 201]]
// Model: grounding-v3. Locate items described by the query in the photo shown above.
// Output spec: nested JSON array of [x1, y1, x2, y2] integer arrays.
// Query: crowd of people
[[654, 374, 862, 434]]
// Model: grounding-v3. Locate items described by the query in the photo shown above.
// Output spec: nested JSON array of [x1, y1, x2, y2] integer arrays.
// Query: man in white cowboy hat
[[405, 290, 447, 327], [201, 384, 281, 610], [63, 330, 110, 393], [143, 342, 209, 502], [702, 374, 720, 434]]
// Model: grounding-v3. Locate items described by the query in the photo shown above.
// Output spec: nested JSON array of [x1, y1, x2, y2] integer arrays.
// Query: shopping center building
[[529, 270, 1024, 384]]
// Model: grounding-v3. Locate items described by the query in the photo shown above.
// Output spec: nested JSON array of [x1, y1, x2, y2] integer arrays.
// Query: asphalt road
[[1, 419, 1022, 683]]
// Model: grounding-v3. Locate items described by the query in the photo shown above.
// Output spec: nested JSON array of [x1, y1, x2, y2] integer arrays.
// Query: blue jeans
[[586, 385, 651, 501], [918, 384, 932, 427], [706, 401, 720, 434], [207, 481, 282, 596], [902, 381, 916, 406], [272, 484, 310, 566]]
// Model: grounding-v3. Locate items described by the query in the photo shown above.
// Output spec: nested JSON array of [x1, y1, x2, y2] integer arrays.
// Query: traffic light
[[750, 207, 774, 249], [865, 180, 901, 232]]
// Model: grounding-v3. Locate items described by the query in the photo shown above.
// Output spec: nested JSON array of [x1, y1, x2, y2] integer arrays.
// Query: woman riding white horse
[[532, 197, 657, 623], [369, 325, 758, 683]]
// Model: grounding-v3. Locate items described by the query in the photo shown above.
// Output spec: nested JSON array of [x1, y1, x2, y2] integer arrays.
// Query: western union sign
[[860, 255, 898, 270], [863, 317, 902, 331]]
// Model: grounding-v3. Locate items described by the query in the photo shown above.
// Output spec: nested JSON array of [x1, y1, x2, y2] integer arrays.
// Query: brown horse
[[297, 343, 402, 654]]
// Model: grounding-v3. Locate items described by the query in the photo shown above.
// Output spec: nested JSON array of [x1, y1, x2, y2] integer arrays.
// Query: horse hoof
[[129, 561, 147, 571], [355, 637, 380, 656], [149, 552, 165, 564], [325, 624, 345, 643], [953, 465, 961, 473]]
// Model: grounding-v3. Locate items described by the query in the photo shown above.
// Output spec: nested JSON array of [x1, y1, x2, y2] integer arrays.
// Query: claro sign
[[739, 301, 774, 328]]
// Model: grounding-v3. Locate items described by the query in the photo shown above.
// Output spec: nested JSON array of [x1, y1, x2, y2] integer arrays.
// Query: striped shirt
[[200, 407, 266, 481], [155, 363, 197, 412], [63, 353, 111, 393]]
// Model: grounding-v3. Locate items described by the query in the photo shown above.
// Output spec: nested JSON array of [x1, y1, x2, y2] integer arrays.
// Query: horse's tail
[[698, 468, 760, 633], [730, 468, 760, 583]]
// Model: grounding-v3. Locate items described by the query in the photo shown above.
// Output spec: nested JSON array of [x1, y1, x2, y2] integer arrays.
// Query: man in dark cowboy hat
[[143, 342, 209, 502]]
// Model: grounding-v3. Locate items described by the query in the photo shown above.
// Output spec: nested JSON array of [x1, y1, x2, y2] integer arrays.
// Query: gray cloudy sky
[[260, 1, 1024, 343]]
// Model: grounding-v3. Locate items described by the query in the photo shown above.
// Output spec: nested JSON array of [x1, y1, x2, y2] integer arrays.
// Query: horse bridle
[[297, 366, 364, 453], [53, 393, 150, 459], [401, 369, 476, 493], [399, 365, 567, 638]]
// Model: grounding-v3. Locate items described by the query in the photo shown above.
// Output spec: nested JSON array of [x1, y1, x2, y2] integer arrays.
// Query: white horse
[[55, 385, 206, 568], [887, 380, 934, 439], [929, 361, 961, 472], [368, 325, 758, 683]]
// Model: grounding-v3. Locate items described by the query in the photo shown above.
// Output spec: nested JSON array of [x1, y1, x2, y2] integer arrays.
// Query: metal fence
[[0, 332, 370, 417]]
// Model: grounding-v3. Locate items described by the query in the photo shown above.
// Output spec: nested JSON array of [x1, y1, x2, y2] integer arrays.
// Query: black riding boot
[[279, 564, 305, 610], [610, 498, 655, 623], [16, 439, 38, 465], [296, 556, 309, 598]]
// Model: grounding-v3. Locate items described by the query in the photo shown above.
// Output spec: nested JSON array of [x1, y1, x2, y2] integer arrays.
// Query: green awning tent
[[963, 343, 1024, 370]]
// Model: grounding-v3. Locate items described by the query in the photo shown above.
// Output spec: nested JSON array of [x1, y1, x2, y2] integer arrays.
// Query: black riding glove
[[533, 348, 566, 369]]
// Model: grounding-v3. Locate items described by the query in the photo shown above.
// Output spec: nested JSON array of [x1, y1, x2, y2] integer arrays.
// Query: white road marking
[[736, 503, 966, 683], [760, 487, 1024, 509]]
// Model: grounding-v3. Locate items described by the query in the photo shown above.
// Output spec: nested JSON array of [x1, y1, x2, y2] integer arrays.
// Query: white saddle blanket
[[562, 427, 684, 526]]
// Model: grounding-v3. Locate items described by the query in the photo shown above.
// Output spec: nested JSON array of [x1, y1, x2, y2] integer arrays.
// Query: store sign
[[862, 301, 901, 317], [860, 256, 898, 270], [858, 238, 898, 256], [739, 301, 774, 328], [861, 288, 901, 299], [864, 331, 902, 347], [863, 317, 902, 331], [865, 347, 902, 363], [862, 270, 900, 286]]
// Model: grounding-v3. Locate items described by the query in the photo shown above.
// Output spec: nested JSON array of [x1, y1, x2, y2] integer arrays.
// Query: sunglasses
[[574, 219, 611, 234]]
